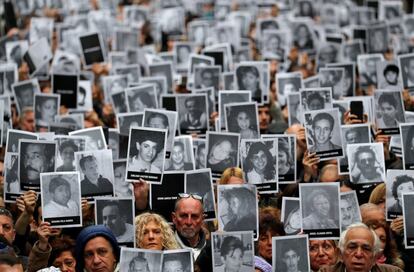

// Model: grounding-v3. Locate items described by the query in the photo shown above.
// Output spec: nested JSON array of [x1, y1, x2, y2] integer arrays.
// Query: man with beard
[[21, 143, 54, 189], [44, 176, 79, 217], [340, 197, 357, 230], [303, 189, 338, 229], [309, 113, 341, 153]]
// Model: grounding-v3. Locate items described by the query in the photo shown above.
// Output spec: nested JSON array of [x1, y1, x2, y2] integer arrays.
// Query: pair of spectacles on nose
[[178, 193, 203, 203]]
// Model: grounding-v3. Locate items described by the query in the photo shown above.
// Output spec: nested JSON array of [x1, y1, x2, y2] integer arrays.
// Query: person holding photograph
[[303, 189, 338, 229], [101, 201, 134, 243], [35, 97, 58, 127], [308, 113, 341, 153], [56, 140, 78, 172], [180, 97, 207, 131], [207, 139, 237, 171], [167, 141, 193, 171], [223, 187, 256, 231], [388, 175, 414, 214], [244, 142, 275, 184], [129, 132, 164, 173], [236, 66, 262, 102], [79, 155, 113, 196], [215, 236, 251, 272], [377, 93, 403, 128], [350, 146, 383, 184], [228, 109, 258, 139], [44, 176, 79, 218]]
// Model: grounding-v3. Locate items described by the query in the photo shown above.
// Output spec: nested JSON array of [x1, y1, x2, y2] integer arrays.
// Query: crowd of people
[[1, 0, 414, 272]]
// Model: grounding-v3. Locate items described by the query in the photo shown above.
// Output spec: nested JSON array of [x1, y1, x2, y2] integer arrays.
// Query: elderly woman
[[135, 212, 179, 250], [309, 240, 339, 271]]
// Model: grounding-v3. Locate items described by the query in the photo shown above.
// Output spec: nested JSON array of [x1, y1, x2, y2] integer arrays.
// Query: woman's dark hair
[[208, 139, 236, 165], [220, 236, 244, 257], [228, 108, 255, 132], [278, 139, 292, 167], [48, 237, 76, 266], [224, 187, 256, 218], [259, 207, 285, 237], [129, 129, 165, 158], [244, 142, 275, 181]]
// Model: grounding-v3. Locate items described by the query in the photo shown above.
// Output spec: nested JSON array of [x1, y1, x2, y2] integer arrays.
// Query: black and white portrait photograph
[[379, 1, 403, 21], [75, 149, 115, 201], [316, 42, 340, 70], [12, 78, 40, 114], [214, 23, 240, 48], [338, 124, 371, 174], [403, 192, 414, 248], [126, 84, 158, 113], [34, 93, 60, 129], [29, 17, 54, 44], [217, 184, 258, 236], [113, 159, 133, 197], [185, 169, 216, 220], [18, 139, 56, 191], [188, 20, 208, 46], [0, 63, 18, 96], [398, 53, 414, 89], [51, 50, 81, 74], [318, 68, 345, 100], [52, 73, 78, 109], [113, 28, 139, 52], [300, 183, 340, 239], [304, 108, 343, 160], [291, 19, 316, 52], [126, 127, 167, 184], [261, 30, 287, 61], [40, 172, 82, 227], [295, 0, 315, 17], [340, 190, 361, 232], [110, 90, 128, 114], [166, 136, 194, 171], [140, 76, 168, 97], [367, 24, 389, 54], [78, 32, 106, 68], [276, 72, 302, 107], [69, 126, 107, 151], [177, 94, 209, 135], [193, 65, 221, 92], [55, 136, 86, 172], [272, 235, 310, 272], [159, 7, 185, 35], [400, 123, 414, 170], [192, 86, 215, 117], [5, 40, 28, 67], [206, 132, 240, 179], [193, 139, 206, 170], [116, 112, 143, 136], [23, 38, 53, 77], [374, 90, 405, 135], [95, 197, 135, 247], [109, 51, 127, 69], [3, 153, 22, 203], [173, 42, 194, 72], [188, 54, 214, 75], [347, 143, 386, 184], [211, 231, 254, 272], [143, 109, 178, 158], [263, 134, 297, 183], [281, 197, 301, 235], [123, 5, 148, 26], [287, 93, 302, 126], [300, 88, 333, 112], [225, 102, 259, 139], [162, 249, 193, 272], [376, 60, 403, 90], [5, 129, 38, 153], [76, 80, 93, 112], [149, 62, 174, 93], [240, 139, 277, 193], [114, 64, 141, 85], [235, 63, 264, 104], [119, 247, 162, 272], [218, 90, 251, 130], [386, 169, 414, 220], [103, 75, 128, 104], [326, 62, 356, 97], [357, 53, 384, 88]]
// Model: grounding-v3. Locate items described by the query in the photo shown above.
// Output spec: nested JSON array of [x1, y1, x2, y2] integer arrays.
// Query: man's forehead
[[177, 198, 203, 212], [25, 144, 42, 153], [0, 214, 13, 224], [346, 228, 374, 245]]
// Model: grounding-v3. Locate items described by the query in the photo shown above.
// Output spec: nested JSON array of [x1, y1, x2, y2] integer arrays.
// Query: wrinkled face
[[237, 112, 250, 130], [309, 240, 337, 271], [52, 184, 70, 206], [83, 159, 99, 182], [313, 195, 330, 217], [172, 144, 184, 164], [83, 237, 117, 272], [314, 119, 332, 145], [211, 141, 232, 161], [137, 140, 158, 163], [342, 228, 376, 272], [24, 144, 47, 180], [53, 250, 76, 272], [283, 249, 300, 272], [396, 182, 414, 203], [222, 248, 243, 272], [0, 215, 15, 245], [102, 205, 121, 233], [242, 71, 259, 91], [148, 116, 167, 129], [380, 102, 397, 122], [61, 146, 75, 165], [40, 99, 57, 122], [251, 150, 268, 172], [340, 199, 353, 226], [172, 198, 204, 240], [163, 260, 184, 272], [140, 220, 163, 250]]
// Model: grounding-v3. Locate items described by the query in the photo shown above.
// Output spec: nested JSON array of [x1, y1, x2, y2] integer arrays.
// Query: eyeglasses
[[178, 193, 203, 203]]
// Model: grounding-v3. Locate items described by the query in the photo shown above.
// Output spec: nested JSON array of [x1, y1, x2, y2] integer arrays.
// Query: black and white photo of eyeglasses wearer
[[348, 143, 385, 184]]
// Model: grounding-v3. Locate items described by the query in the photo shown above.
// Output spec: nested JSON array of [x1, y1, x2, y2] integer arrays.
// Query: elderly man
[[322, 222, 402, 272], [172, 194, 207, 261], [76, 225, 120, 272]]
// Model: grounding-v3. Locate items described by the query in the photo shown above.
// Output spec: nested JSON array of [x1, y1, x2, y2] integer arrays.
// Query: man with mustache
[[43, 176, 79, 217]]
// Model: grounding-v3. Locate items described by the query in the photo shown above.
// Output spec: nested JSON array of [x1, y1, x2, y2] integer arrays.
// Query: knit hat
[[75, 225, 120, 272]]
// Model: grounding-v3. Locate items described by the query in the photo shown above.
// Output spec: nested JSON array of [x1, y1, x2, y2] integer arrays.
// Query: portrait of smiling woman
[[243, 141, 276, 184]]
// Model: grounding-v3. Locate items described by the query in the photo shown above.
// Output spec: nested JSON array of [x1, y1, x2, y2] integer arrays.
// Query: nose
[[0, 225, 4, 235], [148, 231, 154, 240], [92, 253, 101, 265]]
